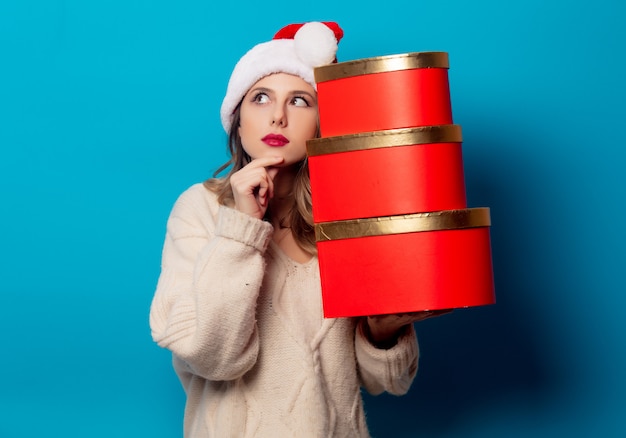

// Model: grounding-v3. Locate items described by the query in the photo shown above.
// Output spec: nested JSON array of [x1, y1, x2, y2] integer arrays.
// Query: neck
[[272, 165, 298, 197], [267, 164, 313, 263]]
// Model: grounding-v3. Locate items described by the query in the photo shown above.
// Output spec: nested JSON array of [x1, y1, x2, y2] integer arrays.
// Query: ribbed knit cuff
[[356, 318, 418, 361], [215, 205, 273, 253]]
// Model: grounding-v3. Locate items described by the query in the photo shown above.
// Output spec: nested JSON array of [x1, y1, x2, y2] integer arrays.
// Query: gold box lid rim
[[314, 52, 449, 83], [307, 124, 462, 156], [315, 208, 490, 242]]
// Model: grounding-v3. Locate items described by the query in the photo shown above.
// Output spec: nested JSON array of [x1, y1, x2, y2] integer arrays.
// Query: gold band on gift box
[[315, 208, 491, 242], [307, 124, 462, 157], [314, 52, 449, 83]]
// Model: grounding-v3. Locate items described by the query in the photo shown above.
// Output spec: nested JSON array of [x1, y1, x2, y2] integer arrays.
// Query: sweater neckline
[[269, 241, 318, 268]]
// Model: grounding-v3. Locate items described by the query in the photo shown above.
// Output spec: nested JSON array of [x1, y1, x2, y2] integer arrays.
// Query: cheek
[[238, 105, 259, 138], [238, 115, 257, 145], [301, 113, 319, 139], [237, 124, 254, 157]]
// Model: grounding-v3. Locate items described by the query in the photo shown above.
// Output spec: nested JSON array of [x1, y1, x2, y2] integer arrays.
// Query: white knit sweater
[[149, 183, 419, 437]]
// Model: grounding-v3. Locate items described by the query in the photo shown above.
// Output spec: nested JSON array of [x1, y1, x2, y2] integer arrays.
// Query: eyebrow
[[247, 87, 317, 100], [248, 87, 272, 96]]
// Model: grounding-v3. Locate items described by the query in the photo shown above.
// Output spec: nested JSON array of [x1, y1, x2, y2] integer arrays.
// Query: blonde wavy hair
[[204, 103, 317, 255]]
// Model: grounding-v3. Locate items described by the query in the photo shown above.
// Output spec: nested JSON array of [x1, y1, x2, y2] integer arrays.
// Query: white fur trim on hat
[[220, 22, 341, 133]]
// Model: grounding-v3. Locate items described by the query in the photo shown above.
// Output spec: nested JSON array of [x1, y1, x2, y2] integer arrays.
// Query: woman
[[150, 21, 447, 437]]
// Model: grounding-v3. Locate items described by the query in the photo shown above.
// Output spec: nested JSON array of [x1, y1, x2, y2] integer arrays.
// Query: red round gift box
[[307, 125, 467, 222], [314, 210, 495, 318], [314, 52, 453, 137]]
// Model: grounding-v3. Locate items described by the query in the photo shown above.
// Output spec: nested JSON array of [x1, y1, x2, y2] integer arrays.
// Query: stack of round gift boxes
[[306, 52, 495, 318]]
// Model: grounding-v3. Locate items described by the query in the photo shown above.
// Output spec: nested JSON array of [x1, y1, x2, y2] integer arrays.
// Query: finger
[[265, 167, 279, 200], [257, 175, 271, 207], [246, 156, 284, 169], [369, 309, 453, 325], [266, 166, 280, 180], [411, 309, 453, 323], [257, 164, 280, 205]]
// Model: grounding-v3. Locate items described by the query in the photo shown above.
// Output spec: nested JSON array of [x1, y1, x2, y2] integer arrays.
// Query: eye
[[252, 92, 270, 104], [291, 96, 310, 107]]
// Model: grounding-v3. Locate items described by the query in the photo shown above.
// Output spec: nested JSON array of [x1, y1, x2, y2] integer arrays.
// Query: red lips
[[262, 134, 289, 147]]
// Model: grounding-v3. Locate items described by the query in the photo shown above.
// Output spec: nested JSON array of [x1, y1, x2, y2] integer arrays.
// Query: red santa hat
[[220, 21, 344, 133]]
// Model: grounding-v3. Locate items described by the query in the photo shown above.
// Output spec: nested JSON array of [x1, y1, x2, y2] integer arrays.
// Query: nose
[[271, 105, 287, 127]]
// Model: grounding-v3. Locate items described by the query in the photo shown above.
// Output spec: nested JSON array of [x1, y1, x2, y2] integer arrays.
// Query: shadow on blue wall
[[363, 126, 561, 437]]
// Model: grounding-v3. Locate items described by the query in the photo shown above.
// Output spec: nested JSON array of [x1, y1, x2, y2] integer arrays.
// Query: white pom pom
[[294, 22, 338, 67]]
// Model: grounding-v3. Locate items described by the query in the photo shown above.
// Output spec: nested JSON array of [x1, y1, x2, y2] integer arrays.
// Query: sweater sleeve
[[149, 184, 273, 381], [354, 319, 419, 396]]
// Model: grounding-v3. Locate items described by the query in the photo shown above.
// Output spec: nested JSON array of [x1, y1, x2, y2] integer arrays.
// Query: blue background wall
[[1, 1, 625, 436]]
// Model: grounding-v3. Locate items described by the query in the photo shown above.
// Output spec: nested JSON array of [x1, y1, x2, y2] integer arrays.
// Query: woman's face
[[238, 73, 318, 167]]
